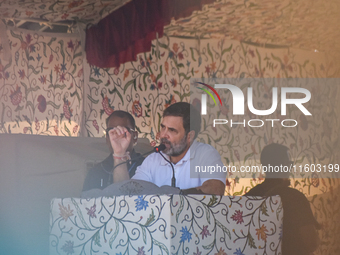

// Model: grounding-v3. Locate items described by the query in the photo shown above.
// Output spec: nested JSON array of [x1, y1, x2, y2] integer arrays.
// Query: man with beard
[[245, 143, 320, 255], [109, 102, 226, 195]]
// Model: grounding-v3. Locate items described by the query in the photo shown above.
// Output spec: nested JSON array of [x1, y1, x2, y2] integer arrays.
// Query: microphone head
[[154, 143, 166, 152]]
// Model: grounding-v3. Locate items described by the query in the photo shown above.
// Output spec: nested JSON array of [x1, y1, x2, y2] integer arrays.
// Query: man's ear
[[187, 130, 195, 143], [133, 131, 138, 143]]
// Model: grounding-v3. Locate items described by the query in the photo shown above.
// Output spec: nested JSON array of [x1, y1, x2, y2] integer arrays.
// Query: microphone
[[155, 144, 176, 188], [154, 143, 166, 152]]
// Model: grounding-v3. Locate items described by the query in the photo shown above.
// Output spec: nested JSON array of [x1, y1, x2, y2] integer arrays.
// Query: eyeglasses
[[105, 126, 135, 135]]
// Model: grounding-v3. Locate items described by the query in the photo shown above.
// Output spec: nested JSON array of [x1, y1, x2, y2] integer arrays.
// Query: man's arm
[[196, 179, 225, 195], [108, 126, 132, 183]]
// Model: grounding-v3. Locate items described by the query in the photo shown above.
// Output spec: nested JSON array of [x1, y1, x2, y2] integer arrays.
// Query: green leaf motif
[[207, 195, 218, 207], [276, 200, 283, 221], [71, 198, 91, 230], [46, 101, 61, 109], [142, 226, 147, 244], [144, 208, 155, 227], [207, 43, 213, 61], [216, 220, 231, 239], [261, 202, 269, 216], [202, 240, 215, 250], [221, 44, 233, 56], [109, 218, 120, 248], [58, 40, 65, 62], [243, 153, 254, 164], [124, 79, 136, 93], [175, 196, 184, 223], [233, 186, 244, 196], [190, 48, 197, 61], [87, 95, 99, 104], [153, 239, 169, 255], [93, 231, 102, 247], [47, 37, 56, 47], [248, 234, 257, 249], [89, 77, 103, 85], [64, 123, 72, 136], [203, 203, 211, 224]]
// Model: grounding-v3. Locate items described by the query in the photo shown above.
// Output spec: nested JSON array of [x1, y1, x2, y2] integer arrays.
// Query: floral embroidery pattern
[[50, 195, 283, 254]]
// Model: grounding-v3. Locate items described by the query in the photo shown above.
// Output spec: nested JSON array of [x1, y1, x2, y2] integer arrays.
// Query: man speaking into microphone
[[109, 102, 226, 196]]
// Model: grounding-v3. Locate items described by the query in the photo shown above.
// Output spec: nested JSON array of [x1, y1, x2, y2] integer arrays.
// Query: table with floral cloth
[[50, 195, 282, 255]]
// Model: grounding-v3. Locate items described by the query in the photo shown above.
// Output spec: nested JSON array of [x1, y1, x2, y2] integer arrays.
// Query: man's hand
[[197, 179, 225, 196], [108, 126, 132, 155]]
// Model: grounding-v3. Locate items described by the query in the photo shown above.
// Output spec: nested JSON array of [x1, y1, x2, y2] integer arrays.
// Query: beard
[[161, 135, 188, 157]]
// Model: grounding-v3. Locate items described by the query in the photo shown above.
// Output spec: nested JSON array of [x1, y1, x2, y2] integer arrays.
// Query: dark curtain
[[85, 0, 214, 68]]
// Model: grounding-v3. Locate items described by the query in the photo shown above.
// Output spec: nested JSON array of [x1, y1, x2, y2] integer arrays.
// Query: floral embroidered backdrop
[[1, 26, 340, 254], [0, 28, 83, 136]]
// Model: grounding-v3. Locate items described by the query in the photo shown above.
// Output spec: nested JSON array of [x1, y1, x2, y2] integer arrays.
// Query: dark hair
[[163, 102, 201, 139], [106, 110, 135, 128]]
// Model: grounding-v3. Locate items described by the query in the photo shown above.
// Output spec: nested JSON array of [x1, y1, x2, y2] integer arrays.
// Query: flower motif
[[54, 125, 59, 136], [48, 54, 53, 63], [231, 210, 244, 224], [62, 99, 73, 120], [25, 34, 32, 44], [180, 226, 192, 243], [256, 224, 268, 241], [200, 225, 211, 239], [29, 44, 36, 53], [193, 247, 202, 255], [173, 43, 179, 53], [54, 64, 60, 73], [67, 40, 74, 51], [215, 247, 227, 255], [157, 81, 163, 89], [35, 117, 40, 132], [137, 246, 145, 255], [123, 69, 129, 80], [38, 75, 47, 84], [59, 72, 66, 83], [9, 85, 22, 106], [61, 63, 67, 72], [86, 204, 96, 218], [134, 196, 149, 211], [18, 69, 25, 79], [37, 95, 46, 113], [93, 120, 99, 133], [93, 67, 100, 77], [132, 100, 142, 118], [170, 78, 177, 87], [59, 203, 74, 221], [233, 248, 245, 255], [73, 125, 78, 134], [164, 95, 176, 108], [102, 95, 114, 115], [61, 240, 74, 255]]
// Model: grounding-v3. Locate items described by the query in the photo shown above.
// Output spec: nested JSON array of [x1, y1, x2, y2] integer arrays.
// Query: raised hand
[[108, 126, 132, 155]]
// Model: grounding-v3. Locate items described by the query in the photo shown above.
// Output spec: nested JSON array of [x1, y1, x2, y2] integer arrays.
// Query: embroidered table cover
[[50, 195, 282, 254]]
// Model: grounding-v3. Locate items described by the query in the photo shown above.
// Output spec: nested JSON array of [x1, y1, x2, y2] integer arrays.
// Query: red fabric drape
[[85, 0, 214, 68]]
